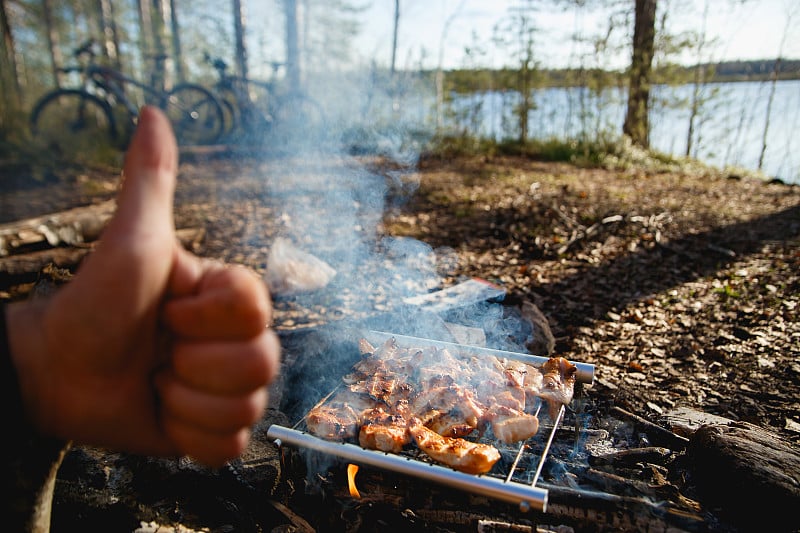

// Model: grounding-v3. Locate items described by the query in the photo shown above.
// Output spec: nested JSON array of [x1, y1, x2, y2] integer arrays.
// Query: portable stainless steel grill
[[267, 331, 595, 513]]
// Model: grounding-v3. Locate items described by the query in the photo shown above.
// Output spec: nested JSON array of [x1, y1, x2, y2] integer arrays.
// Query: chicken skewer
[[305, 337, 579, 474]]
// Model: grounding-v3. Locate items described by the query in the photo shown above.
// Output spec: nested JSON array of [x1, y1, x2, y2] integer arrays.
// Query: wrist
[[1, 302, 71, 531], [4, 300, 53, 438]]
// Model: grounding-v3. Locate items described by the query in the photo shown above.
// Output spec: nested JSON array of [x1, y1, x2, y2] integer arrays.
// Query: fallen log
[[0, 228, 205, 291], [688, 420, 800, 532], [0, 247, 91, 289], [0, 200, 116, 257]]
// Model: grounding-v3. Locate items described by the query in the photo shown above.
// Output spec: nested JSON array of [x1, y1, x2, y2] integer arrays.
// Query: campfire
[[270, 331, 595, 513], [269, 317, 721, 532]]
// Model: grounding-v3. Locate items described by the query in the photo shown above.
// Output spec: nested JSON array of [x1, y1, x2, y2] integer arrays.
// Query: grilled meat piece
[[358, 406, 411, 452], [425, 410, 477, 438], [537, 357, 578, 419], [412, 347, 466, 383], [504, 360, 529, 388], [478, 386, 526, 414], [345, 337, 413, 385], [306, 390, 379, 441], [523, 367, 543, 398], [484, 405, 540, 443], [352, 373, 415, 407], [408, 417, 501, 475], [410, 383, 482, 419], [306, 404, 360, 441]]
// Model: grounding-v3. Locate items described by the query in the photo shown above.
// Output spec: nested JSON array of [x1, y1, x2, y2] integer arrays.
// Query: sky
[[351, 0, 800, 70]]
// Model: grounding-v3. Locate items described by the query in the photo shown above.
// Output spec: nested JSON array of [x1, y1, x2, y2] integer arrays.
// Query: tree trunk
[[41, 0, 65, 88], [390, 0, 399, 77], [136, 0, 154, 79], [758, 57, 780, 171], [169, 0, 185, 82], [0, 0, 21, 122], [232, 0, 248, 80], [758, 9, 791, 171], [518, 60, 530, 143], [435, 3, 463, 131], [284, 0, 300, 92], [622, 0, 657, 148], [686, 0, 710, 158], [149, 0, 169, 91], [97, 0, 122, 71]]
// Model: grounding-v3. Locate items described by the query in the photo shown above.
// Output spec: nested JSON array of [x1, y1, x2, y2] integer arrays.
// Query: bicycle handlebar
[[203, 51, 285, 77], [58, 65, 85, 74], [74, 38, 97, 58], [203, 51, 229, 74]]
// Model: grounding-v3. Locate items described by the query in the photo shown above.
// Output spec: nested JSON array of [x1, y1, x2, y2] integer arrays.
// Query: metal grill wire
[[269, 340, 580, 512]]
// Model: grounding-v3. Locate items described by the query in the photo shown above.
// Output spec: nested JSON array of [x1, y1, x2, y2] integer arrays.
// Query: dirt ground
[[1, 148, 799, 531], [5, 150, 797, 441], [381, 154, 800, 446]]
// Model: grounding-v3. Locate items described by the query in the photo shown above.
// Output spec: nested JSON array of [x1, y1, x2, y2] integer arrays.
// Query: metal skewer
[[268, 425, 549, 512], [505, 403, 542, 483], [531, 404, 566, 487]]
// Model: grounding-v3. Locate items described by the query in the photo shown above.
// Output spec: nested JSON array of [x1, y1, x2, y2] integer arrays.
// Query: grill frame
[[267, 331, 595, 512]]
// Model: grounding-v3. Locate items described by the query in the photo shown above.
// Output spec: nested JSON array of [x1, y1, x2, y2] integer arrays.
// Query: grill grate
[[267, 331, 594, 513]]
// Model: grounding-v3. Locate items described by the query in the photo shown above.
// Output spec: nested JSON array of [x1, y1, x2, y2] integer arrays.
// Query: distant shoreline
[[432, 59, 800, 92]]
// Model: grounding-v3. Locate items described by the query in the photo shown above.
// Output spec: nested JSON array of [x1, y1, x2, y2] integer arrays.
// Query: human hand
[[7, 106, 280, 468]]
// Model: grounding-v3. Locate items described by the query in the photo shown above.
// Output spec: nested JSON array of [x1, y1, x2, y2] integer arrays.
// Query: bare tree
[[0, 0, 21, 118], [435, 0, 465, 130], [150, 0, 169, 91], [758, 2, 796, 170], [512, 1, 537, 143], [685, 0, 711, 157], [97, 0, 122, 70], [41, 0, 65, 87], [137, 0, 154, 70], [284, 0, 300, 91], [390, 0, 399, 77], [492, 0, 540, 142], [622, 0, 656, 147], [232, 0, 247, 79], [302, 0, 363, 69], [169, 0, 184, 82]]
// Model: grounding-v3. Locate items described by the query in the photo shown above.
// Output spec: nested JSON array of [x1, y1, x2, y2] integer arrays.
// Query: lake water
[[447, 80, 800, 184]]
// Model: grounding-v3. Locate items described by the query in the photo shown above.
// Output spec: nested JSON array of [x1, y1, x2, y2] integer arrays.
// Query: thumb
[[30, 109, 182, 449], [65, 106, 179, 318], [104, 106, 178, 242]]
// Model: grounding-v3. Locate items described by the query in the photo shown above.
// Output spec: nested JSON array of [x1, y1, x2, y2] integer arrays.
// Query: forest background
[[1, 0, 799, 181]]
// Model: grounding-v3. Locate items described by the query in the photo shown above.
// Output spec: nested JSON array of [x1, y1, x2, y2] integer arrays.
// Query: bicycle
[[203, 53, 326, 150], [30, 39, 225, 158]]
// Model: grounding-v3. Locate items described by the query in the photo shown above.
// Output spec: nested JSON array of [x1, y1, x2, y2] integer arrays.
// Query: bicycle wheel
[[270, 93, 327, 151], [231, 79, 273, 138], [216, 87, 242, 139], [29, 89, 119, 159], [220, 92, 239, 139], [164, 83, 224, 145]]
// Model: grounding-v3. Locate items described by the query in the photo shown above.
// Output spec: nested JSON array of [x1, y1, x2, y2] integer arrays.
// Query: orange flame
[[347, 463, 361, 498]]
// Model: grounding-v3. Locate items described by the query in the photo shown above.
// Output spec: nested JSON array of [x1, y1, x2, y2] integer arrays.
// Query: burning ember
[[347, 464, 361, 498]]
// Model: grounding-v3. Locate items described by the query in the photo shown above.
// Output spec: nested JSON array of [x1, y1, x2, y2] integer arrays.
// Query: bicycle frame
[[32, 39, 224, 149], [85, 66, 168, 118], [206, 54, 281, 109]]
